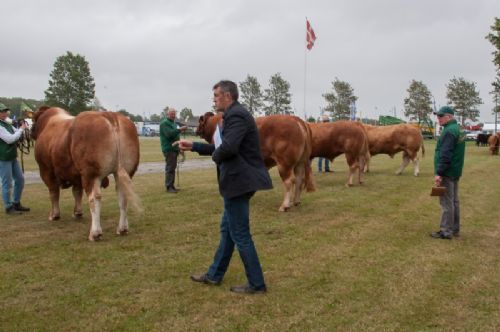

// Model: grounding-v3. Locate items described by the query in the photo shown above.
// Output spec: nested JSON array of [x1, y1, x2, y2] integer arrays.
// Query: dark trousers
[[439, 176, 460, 236], [164, 151, 178, 190], [207, 192, 266, 290]]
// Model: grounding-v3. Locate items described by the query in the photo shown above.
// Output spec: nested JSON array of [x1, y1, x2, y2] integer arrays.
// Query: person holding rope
[[0, 103, 30, 215], [175, 80, 272, 294], [160, 107, 187, 193]]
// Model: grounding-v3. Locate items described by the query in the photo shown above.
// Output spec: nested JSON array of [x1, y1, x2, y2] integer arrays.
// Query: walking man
[[175, 80, 272, 294]]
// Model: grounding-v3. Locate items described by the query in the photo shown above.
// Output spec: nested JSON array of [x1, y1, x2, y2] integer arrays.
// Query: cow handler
[[0, 103, 30, 214], [431, 106, 465, 240], [174, 80, 272, 294], [160, 107, 187, 193]]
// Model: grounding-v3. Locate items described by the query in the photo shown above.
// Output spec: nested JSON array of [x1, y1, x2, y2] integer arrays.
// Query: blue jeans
[[318, 157, 330, 172], [207, 192, 266, 290], [0, 159, 25, 209]]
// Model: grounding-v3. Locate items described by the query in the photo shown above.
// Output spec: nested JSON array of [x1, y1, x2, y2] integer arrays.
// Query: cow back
[[364, 124, 422, 157], [309, 121, 369, 159]]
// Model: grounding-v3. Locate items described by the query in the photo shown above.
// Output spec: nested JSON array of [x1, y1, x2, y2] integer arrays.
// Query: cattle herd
[[28, 107, 497, 241]]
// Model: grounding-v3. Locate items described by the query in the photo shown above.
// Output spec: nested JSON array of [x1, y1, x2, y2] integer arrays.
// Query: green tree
[[486, 17, 500, 69], [446, 77, 483, 126], [117, 109, 143, 122], [239, 75, 264, 116], [44, 51, 95, 115], [263, 73, 292, 115], [179, 107, 194, 121], [403, 80, 433, 123], [322, 78, 357, 120], [486, 17, 500, 114], [149, 114, 162, 122]]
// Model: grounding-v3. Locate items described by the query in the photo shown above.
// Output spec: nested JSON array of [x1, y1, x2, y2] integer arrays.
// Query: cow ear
[[199, 116, 204, 123]]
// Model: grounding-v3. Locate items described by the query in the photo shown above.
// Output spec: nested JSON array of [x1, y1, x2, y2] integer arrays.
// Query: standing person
[[160, 107, 187, 193], [0, 103, 30, 214], [431, 106, 465, 240], [317, 114, 332, 172], [175, 80, 272, 294]]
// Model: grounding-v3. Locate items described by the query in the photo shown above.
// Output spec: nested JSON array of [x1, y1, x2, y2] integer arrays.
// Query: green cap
[[0, 103, 10, 112], [435, 106, 454, 116]]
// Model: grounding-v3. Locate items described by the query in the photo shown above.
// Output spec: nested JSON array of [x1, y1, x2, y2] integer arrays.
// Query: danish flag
[[306, 19, 317, 50]]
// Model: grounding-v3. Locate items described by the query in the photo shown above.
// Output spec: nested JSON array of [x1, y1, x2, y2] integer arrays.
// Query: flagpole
[[303, 17, 308, 120]]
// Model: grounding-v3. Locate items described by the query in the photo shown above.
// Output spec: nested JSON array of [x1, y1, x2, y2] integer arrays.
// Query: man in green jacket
[[0, 103, 30, 214], [431, 106, 465, 240], [160, 107, 187, 193]]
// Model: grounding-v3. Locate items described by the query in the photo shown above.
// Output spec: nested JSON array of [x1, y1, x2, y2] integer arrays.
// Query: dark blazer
[[192, 101, 273, 199]]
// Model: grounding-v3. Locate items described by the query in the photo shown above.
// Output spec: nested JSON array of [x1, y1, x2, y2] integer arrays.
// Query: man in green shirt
[[0, 103, 30, 214], [431, 106, 465, 240], [159, 107, 187, 193]]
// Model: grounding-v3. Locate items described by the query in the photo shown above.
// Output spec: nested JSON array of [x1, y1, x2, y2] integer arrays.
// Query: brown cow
[[488, 132, 500, 155], [197, 112, 315, 211], [308, 121, 370, 187], [363, 124, 425, 176], [31, 107, 140, 241]]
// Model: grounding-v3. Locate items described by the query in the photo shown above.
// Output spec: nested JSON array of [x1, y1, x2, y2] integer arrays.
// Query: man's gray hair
[[213, 80, 239, 101]]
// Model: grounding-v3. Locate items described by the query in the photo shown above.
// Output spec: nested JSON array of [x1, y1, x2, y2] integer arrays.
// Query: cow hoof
[[49, 215, 60, 221], [294, 202, 301, 206], [278, 206, 290, 212], [117, 229, 129, 236], [73, 212, 83, 219], [345, 183, 353, 188], [89, 233, 103, 242]]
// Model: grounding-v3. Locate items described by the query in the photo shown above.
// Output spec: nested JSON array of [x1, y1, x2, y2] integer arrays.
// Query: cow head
[[196, 111, 216, 143], [31, 106, 52, 140]]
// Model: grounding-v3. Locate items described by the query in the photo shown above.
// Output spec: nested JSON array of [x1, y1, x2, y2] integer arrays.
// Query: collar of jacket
[[222, 101, 240, 119], [443, 118, 457, 127]]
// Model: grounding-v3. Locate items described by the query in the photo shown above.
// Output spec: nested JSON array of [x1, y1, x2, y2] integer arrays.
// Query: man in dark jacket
[[431, 106, 465, 240], [175, 80, 272, 294]]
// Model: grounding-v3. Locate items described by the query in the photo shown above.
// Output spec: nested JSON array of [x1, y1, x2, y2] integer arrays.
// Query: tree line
[[2, 17, 498, 125]]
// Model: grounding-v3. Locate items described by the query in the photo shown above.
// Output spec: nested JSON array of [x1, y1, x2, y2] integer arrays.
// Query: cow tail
[[117, 166, 143, 213], [421, 141, 425, 158], [304, 160, 316, 192], [303, 122, 316, 192]]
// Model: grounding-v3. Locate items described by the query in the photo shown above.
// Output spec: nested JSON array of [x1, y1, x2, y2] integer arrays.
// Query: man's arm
[[0, 125, 23, 144]]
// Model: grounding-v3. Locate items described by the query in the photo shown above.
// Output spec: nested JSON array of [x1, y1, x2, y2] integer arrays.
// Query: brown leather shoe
[[190, 273, 221, 285], [230, 284, 267, 294]]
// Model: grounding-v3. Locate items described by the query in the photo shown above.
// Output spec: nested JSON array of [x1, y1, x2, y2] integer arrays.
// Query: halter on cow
[[31, 107, 141, 241]]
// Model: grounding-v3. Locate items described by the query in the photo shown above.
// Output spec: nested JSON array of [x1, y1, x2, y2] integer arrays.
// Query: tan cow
[[488, 132, 500, 155], [31, 107, 140, 241], [363, 124, 425, 176], [308, 121, 370, 186], [197, 112, 315, 211]]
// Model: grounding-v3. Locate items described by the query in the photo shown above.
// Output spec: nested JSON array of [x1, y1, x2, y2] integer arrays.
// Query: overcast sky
[[1, 0, 499, 123]]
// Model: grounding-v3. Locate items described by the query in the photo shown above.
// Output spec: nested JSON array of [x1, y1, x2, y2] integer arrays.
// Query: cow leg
[[86, 179, 103, 241], [412, 157, 420, 177], [48, 185, 61, 221], [396, 153, 411, 175], [292, 163, 305, 206], [345, 155, 357, 187], [116, 185, 129, 235], [277, 164, 294, 212], [72, 186, 84, 218]]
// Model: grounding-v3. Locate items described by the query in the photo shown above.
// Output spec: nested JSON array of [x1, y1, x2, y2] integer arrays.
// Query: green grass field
[[1, 139, 499, 331]]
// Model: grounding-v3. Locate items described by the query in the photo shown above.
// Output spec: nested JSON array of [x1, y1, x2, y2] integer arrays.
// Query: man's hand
[[20, 121, 28, 130], [179, 126, 188, 132], [434, 175, 442, 186], [173, 139, 193, 151]]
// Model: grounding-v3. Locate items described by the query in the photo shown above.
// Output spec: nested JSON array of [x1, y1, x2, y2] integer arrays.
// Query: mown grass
[[1, 140, 499, 331]]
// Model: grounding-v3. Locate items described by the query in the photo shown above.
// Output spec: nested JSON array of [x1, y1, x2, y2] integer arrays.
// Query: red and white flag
[[306, 19, 317, 50]]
